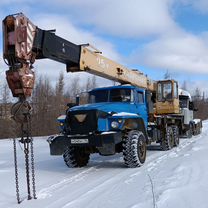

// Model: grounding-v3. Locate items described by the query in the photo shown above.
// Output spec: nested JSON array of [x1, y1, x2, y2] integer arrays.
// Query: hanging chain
[[29, 115, 37, 199], [13, 138, 21, 204], [22, 122, 32, 200], [30, 138, 37, 199], [11, 100, 37, 203]]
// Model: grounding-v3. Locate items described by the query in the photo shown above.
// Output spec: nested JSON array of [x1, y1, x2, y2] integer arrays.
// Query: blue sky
[[0, 0, 208, 95]]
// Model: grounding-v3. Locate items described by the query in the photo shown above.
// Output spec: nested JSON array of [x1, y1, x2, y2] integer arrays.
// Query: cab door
[[134, 90, 148, 127]]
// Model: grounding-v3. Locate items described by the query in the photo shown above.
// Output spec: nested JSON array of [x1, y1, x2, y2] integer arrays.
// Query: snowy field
[[0, 120, 208, 208]]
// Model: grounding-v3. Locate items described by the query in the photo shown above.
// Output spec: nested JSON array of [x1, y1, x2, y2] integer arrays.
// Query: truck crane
[[3, 12, 202, 164], [3, 11, 203, 201], [3, 14, 202, 202]]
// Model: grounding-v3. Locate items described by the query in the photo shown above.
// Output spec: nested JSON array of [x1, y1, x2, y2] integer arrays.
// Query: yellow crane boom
[[77, 45, 155, 91]]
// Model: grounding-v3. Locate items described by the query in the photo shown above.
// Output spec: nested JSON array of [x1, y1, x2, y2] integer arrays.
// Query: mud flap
[[47, 135, 69, 155]]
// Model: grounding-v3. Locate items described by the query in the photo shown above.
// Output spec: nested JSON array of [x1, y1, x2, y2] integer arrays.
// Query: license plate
[[71, 139, 89, 144]]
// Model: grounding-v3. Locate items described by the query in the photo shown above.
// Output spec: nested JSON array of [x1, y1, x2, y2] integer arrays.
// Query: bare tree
[[54, 71, 66, 116], [2, 82, 10, 103], [56, 71, 64, 98], [65, 76, 81, 102], [164, 70, 171, 79], [192, 87, 208, 120], [0, 82, 12, 139], [181, 80, 187, 90], [31, 76, 58, 136], [85, 75, 97, 92], [193, 87, 201, 101]]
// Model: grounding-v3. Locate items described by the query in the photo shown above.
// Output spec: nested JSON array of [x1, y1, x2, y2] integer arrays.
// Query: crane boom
[[3, 13, 155, 99], [78, 46, 155, 91]]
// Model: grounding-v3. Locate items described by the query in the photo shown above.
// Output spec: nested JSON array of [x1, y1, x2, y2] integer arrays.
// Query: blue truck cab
[[48, 85, 151, 168]]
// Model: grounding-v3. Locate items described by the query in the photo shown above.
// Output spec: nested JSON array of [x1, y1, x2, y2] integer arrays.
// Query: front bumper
[[47, 132, 122, 155]]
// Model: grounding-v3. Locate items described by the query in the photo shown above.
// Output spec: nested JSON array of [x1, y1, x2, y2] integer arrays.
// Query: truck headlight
[[111, 121, 119, 129]]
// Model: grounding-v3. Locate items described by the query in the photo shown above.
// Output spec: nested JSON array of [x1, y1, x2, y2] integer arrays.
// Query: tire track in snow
[[40, 163, 136, 208], [37, 167, 97, 199], [145, 135, 201, 173], [61, 166, 143, 208]]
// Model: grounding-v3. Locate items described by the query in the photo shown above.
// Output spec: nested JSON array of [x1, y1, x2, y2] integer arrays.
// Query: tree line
[[0, 73, 208, 139], [192, 88, 208, 121]]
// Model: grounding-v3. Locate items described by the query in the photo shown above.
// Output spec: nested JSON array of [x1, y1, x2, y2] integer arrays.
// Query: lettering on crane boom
[[96, 57, 109, 70]]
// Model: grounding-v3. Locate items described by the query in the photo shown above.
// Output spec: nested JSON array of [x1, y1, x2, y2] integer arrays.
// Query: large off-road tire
[[172, 126, 179, 147], [161, 126, 175, 151], [63, 146, 90, 168], [123, 130, 147, 168]]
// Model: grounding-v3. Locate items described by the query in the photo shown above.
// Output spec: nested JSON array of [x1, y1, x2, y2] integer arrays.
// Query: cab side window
[[137, 91, 144, 103]]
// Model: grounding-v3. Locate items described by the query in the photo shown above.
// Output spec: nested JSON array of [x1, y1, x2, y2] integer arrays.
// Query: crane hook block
[[11, 101, 32, 124], [6, 64, 35, 98]]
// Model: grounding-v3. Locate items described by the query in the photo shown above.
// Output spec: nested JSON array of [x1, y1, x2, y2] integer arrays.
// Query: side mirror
[[189, 102, 194, 110], [189, 102, 198, 111], [67, 96, 80, 108]]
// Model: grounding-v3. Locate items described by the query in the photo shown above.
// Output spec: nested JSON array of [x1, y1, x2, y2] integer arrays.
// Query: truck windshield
[[179, 96, 189, 108], [89, 90, 109, 103], [157, 82, 173, 101], [163, 83, 172, 99], [110, 89, 132, 102], [88, 88, 132, 103]]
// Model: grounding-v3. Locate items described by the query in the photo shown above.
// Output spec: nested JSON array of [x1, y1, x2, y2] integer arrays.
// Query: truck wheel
[[186, 124, 193, 138], [172, 126, 179, 147], [63, 146, 90, 168], [123, 130, 146, 168], [186, 129, 192, 138], [161, 126, 174, 151]]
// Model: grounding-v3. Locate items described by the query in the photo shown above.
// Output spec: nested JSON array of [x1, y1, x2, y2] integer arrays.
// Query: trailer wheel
[[193, 124, 202, 135], [123, 130, 146, 168], [63, 146, 90, 168], [198, 126, 202, 134], [161, 126, 174, 151], [172, 126, 179, 147]]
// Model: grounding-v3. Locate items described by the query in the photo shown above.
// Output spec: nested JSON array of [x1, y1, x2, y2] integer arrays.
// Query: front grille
[[66, 110, 98, 134]]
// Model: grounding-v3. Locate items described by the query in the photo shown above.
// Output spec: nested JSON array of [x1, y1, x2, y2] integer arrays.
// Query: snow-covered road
[[0, 121, 208, 208]]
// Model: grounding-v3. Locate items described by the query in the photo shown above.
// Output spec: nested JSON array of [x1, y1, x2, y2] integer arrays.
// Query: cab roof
[[89, 85, 145, 92]]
